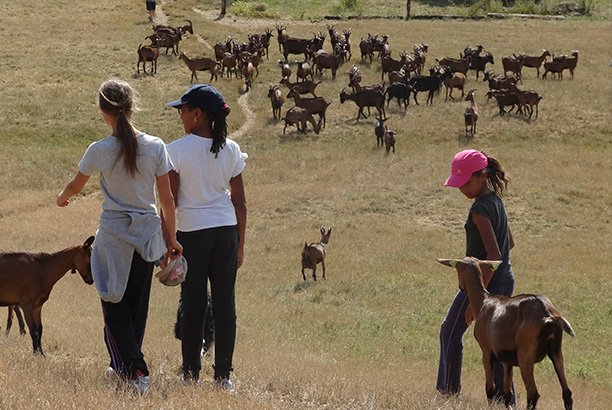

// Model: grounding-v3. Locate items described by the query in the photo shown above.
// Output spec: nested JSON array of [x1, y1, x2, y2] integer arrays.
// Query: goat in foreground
[[437, 257, 574, 410], [0, 236, 95, 354], [301, 227, 331, 281]]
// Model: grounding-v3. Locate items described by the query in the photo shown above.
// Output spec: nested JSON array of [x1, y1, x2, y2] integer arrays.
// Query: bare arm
[[157, 172, 182, 260], [471, 212, 502, 287], [57, 172, 90, 207], [230, 173, 247, 269]]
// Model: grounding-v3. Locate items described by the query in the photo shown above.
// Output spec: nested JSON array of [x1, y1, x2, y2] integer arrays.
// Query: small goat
[[0, 237, 95, 354], [384, 82, 413, 109], [383, 125, 396, 153], [301, 227, 331, 281], [179, 52, 219, 83], [242, 61, 254, 92], [443, 71, 467, 100], [278, 59, 292, 78], [374, 117, 386, 148], [437, 257, 574, 410], [502, 55, 524, 82], [267, 85, 284, 120], [464, 89, 478, 137]]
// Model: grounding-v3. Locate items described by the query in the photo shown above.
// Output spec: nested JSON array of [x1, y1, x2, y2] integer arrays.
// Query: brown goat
[[301, 227, 331, 281], [444, 71, 467, 100], [281, 106, 321, 135], [137, 44, 159, 74], [340, 88, 386, 121], [221, 51, 239, 79], [383, 125, 396, 153], [279, 77, 320, 97], [242, 61, 254, 92], [0, 236, 95, 354], [502, 55, 524, 82], [520, 50, 551, 77], [287, 87, 331, 128], [296, 60, 314, 82], [437, 257, 574, 410], [275, 23, 288, 53], [179, 52, 219, 83], [267, 85, 284, 120], [464, 89, 478, 137]]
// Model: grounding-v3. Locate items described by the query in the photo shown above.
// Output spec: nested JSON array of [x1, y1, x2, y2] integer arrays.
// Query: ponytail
[[208, 105, 230, 158], [99, 79, 139, 176], [482, 153, 509, 196]]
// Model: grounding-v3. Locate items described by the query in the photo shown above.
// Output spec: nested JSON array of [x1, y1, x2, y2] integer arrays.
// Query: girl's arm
[[57, 172, 90, 207], [471, 212, 502, 287], [509, 227, 515, 250], [160, 170, 180, 243], [229, 173, 247, 269], [157, 172, 182, 260]]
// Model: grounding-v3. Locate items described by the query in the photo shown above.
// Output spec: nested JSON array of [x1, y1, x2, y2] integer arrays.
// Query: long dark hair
[[195, 104, 230, 158], [99, 79, 139, 176], [476, 152, 509, 196]]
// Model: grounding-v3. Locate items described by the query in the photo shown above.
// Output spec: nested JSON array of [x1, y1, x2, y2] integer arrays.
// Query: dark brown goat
[[438, 257, 574, 410], [520, 50, 551, 77], [287, 88, 331, 128], [0, 236, 95, 354], [281, 106, 321, 135], [340, 88, 386, 121], [502, 55, 524, 82], [437, 55, 471, 75], [301, 227, 331, 281], [279, 77, 320, 97]]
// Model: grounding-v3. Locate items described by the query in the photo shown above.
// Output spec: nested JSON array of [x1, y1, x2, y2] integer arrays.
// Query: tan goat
[[179, 52, 219, 83], [437, 257, 574, 410], [301, 227, 331, 281], [137, 44, 159, 74]]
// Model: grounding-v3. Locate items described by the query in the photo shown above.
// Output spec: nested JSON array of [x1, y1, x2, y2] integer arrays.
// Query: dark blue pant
[[178, 225, 238, 380], [101, 251, 153, 378], [437, 280, 515, 404]]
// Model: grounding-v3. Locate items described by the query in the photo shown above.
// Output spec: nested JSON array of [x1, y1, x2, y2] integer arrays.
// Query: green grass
[[0, 0, 611, 408]]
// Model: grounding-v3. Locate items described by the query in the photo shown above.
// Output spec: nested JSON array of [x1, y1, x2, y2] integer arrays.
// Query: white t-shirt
[[167, 134, 247, 232]]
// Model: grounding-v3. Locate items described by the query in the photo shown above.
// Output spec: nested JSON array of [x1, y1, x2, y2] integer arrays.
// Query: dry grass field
[[0, 0, 611, 408]]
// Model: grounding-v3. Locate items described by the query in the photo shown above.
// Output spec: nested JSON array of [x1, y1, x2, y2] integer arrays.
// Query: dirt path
[[158, 4, 253, 140]]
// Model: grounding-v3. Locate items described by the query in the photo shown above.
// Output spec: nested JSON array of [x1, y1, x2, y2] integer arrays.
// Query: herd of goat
[[136, 20, 578, 143]]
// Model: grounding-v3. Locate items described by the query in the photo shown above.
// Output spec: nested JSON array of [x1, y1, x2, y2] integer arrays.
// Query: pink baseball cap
[[444, 150, 488, 187]]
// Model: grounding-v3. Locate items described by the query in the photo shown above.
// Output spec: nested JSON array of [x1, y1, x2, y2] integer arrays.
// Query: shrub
[[228, 1, 279, 18]]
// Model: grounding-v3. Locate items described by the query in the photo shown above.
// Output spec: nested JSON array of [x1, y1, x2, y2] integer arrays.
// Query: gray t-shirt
[[79, 133, 173, 213]]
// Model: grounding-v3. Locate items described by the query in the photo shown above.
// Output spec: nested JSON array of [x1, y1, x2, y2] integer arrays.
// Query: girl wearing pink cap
[[437, 149, 515, 404]]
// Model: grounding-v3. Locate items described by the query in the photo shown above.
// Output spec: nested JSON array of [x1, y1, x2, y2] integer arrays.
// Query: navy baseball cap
[[165, 84, 228, 114]]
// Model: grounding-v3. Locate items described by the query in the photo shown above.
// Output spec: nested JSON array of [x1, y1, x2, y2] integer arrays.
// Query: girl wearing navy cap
[[437, 149, 516, 405], [164, 84, 247, 391]]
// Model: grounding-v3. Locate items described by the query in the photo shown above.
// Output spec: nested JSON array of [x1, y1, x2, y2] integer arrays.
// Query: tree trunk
[[406, 0, 411, 19], [221, 0, 227, 15]]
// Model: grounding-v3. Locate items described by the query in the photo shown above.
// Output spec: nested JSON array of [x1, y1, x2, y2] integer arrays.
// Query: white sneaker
[[212, 377, 235, 393], [132, 370, 150, 395]]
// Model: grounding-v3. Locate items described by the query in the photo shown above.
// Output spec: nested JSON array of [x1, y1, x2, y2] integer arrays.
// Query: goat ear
[[481, 260, 502, 271], [436, 258, 458, 268], [84, 236, 95, 248]]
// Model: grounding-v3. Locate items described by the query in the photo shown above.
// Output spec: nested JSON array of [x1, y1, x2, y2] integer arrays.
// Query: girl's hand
[[465, 305, 475, 325], [165, 238, 183, 260], [237, 246, 244, 269]]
